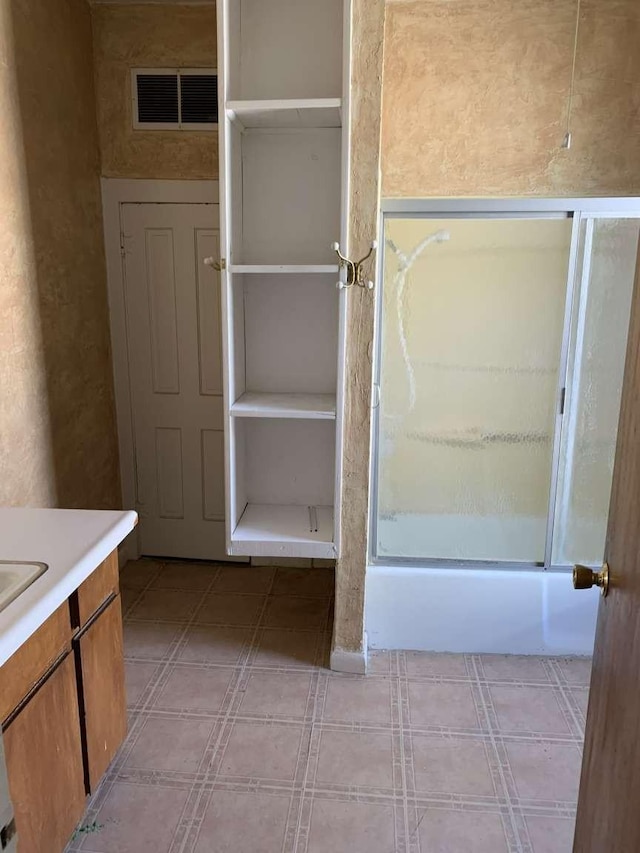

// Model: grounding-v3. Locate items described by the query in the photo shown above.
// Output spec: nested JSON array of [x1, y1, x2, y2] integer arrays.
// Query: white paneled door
[[122, 203, 234, 560]]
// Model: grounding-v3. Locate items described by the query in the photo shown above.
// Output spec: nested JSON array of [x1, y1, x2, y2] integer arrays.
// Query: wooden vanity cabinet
[[2, 643, 85, 853], [0, 549, 127, 851]]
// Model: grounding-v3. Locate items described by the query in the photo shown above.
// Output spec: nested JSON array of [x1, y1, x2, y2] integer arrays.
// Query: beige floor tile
[[149, 561, 217, 590], [570, 687, 589, 716], [411, 734, 496, 796], [323, 675, 393, 725], [406, 651, 469, 679], [556, 657, 592, 686], [123, 620, 182, 660], [212, 565, 275, 594], [193, 790, 290, 853], [263, 595, 329, 629], [124, 661, 159, 706], [128, 590, 203, 622], [490, 686, 571, 734], [124, 716, 214, 773], [481, 655, 549, 683], [153, 664, 234, 713], [367, 650, 394, 675], [177, 624, 250, 665], [506, 741, 582, 802], [417, 808, 509, 852], [272, 567, 334, 597], [195, 592, 266, 626], [82, 782, 187, 853], [307, 799, 396, 853], [407, 681, 481, 729], [119, 560, 162, 590], [120, 587, 141, 614], [253, 628, 322, 668], [219, 721, 304, 781], [239, 671, 312, 718], [315, 729, 394, 789], [525, 815, 576, 852]]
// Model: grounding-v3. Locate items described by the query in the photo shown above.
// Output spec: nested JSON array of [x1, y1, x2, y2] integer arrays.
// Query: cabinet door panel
[[3, 655, 85, 853], [79, 596, 127, 790]]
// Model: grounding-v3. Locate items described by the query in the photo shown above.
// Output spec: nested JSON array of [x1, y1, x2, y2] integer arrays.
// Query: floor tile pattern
[[66, 559, 590, 853]]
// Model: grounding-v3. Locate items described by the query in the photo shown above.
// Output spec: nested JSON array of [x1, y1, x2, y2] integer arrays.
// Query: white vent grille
[[132, 69, 218, 130]]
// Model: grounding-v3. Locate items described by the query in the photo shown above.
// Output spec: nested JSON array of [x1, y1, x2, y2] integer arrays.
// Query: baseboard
[[330, 635, 369, 674]]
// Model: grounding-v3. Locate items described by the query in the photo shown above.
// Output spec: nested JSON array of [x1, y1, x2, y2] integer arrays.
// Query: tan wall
[[91, 3, 217, 179], [382, 0, 640, 198], [0, 0, 120, 509]]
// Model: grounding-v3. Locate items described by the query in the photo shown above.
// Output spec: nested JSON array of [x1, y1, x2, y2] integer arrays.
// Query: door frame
[[101, 179, 219, 562]]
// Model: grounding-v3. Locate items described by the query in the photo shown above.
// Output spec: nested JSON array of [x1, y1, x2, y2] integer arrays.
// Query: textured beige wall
[[382, 0, 640, 198], [91, 3, 218, 179], [0, 0, 120, 509]]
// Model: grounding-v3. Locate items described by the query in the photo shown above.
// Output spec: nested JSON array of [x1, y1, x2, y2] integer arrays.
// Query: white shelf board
[[226, 98, 342, 129], [229, 264, 339, 274], [231, 392, 336, 420], [230, 504, 335, 559]]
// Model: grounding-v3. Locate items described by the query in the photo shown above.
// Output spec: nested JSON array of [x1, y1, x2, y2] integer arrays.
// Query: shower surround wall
[[333, 0, 640, 660], [0, 0, 120, 509]]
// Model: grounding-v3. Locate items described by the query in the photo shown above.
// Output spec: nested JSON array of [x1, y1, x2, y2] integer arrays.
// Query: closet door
[[217, 0, 351, 559], [122, 203, 231, 560]]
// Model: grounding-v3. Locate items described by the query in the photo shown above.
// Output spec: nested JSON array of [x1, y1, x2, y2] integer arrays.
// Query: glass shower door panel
[[552, 218, 640, 566], [376, 217, 572, 561]]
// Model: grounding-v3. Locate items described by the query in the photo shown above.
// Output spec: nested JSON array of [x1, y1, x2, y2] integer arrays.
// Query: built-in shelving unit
[[217, 0, 350, 558]]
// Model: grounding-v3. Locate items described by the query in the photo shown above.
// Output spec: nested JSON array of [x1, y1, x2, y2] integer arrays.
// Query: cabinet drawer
[[0, 604, 72, 723], [77, 550, 119, 627]]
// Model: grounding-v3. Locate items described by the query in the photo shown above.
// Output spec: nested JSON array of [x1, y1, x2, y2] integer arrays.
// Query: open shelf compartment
[[230, 504, 335, 558], [228, 418, 336, 558]]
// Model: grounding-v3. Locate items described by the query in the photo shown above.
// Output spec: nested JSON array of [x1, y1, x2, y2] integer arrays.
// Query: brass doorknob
[[573, 562, 609, 597]]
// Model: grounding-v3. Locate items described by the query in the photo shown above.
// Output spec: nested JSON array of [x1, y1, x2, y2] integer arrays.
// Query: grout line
[[175, 566, 283, 853], [469, 655, 527, 853]]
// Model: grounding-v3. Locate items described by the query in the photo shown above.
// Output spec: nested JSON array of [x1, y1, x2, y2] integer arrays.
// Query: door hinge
[[559, 387, 566, 415]]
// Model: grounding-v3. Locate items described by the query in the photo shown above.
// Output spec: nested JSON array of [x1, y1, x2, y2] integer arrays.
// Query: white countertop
[[0, 508, 137, 668]]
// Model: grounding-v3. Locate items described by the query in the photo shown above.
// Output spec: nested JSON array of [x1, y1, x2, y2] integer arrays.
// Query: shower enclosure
[[372, 200, 640, 572]]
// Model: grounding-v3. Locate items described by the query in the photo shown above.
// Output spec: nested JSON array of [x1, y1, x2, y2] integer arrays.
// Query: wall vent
[[132, 69, 218, 130]]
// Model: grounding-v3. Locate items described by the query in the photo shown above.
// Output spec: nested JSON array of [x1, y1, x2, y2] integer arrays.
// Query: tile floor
[[66, 559, 591, 853]]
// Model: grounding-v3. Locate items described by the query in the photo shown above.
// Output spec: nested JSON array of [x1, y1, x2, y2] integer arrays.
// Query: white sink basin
[[0, 562, 47, 613]]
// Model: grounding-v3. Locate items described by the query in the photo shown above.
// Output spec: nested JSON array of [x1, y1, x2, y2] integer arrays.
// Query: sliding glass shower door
[[374, 206, 640, 568]]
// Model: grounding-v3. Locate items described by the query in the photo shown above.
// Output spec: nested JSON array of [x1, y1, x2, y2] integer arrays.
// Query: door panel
[[573, 236, 640, 851], [123, 203, 240, 560]]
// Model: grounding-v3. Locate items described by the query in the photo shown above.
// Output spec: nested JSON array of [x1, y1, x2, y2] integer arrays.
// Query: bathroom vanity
[[0, 509, 136, 853]]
